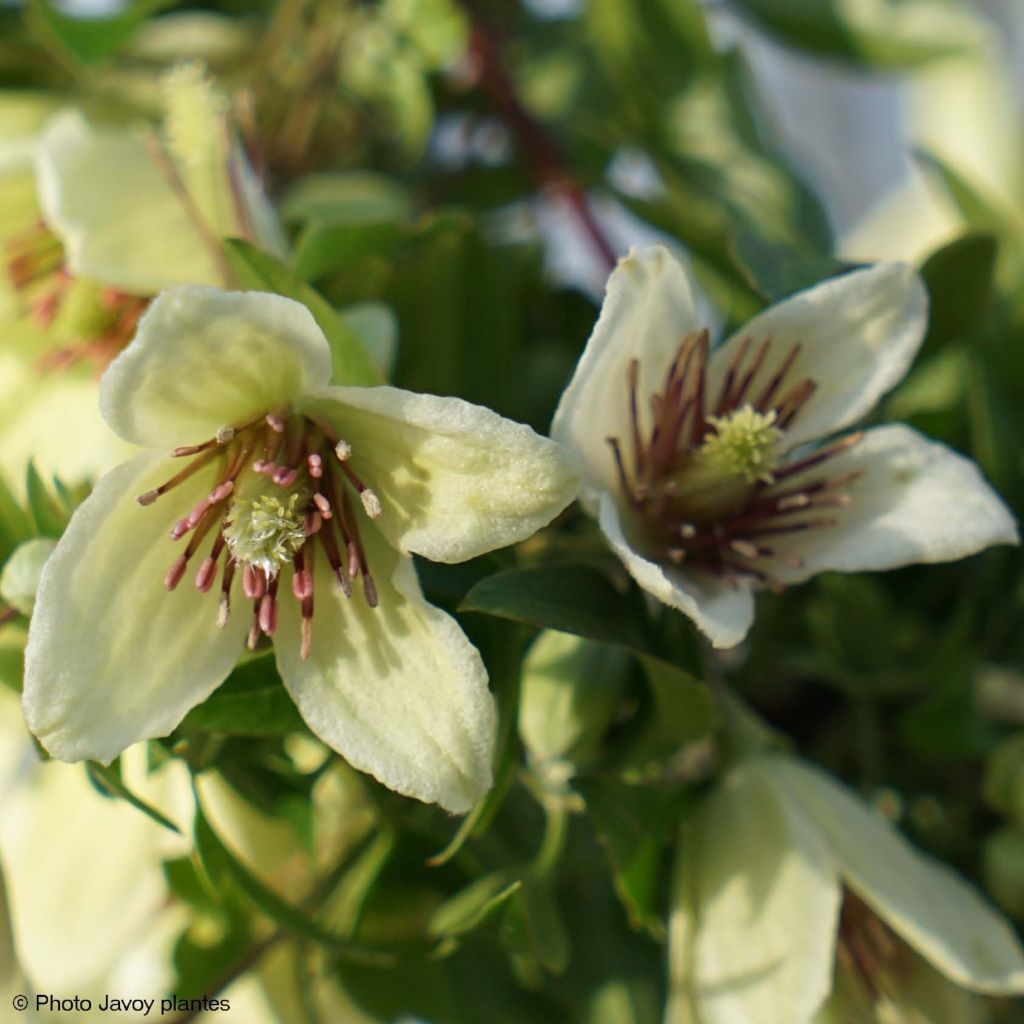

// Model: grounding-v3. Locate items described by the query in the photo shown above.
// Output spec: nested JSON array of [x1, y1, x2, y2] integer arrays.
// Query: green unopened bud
[[223, 493, 306, 578], [699, 405, 782, 484], [518, 630, 629, 777], [1, 538, 57, 616]]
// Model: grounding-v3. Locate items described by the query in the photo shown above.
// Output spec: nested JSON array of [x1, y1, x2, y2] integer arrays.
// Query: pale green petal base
[[23, 452, 250, 763], [275, 524, 496, 814], [302, 385, 580, 563]]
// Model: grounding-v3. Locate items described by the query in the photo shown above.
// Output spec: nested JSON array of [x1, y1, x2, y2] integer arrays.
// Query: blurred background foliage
[[2, 0, 1024, 1021]]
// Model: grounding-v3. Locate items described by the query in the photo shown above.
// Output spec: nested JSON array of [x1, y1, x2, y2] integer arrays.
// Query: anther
[[195, 557, 218, 592], [242, 563, 266, 600], [361, 489, 382, 519], [272, 467, 298, 488], [307, 453, 323, 478], [313, 493, 332, 518], [266, 413, 286, 433], [137, 490, 159, 507], [362, 575, 379, 608], [215, 426, 235, 444], [218, 558, 236, 628], [335, 440, 352, 461], [164, 554, 188, 591], [304, 511, 322, 536], [258, 593, 278, 635], [170, 517, 190, 541]]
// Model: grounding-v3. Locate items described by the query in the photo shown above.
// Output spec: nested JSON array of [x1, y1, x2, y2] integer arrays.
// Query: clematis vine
[[552, 246, 1018, 648], [22, 286, 580, 813], [666, 754, 1024, 1024]]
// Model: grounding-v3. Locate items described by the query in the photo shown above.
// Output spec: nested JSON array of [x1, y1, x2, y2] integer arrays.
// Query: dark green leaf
[[429, 870, 522, 940], [576, 778, 680, 937], [460, 565, 649, 652]]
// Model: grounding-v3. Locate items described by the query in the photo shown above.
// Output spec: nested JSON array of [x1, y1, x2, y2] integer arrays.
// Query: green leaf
[[729, 0, 977, 68], [429, 870, 522, 940], [25, 461, 65, 538], [281, 172, 413, 226], [293, 221, 405, 283], [0, 473, 32, 563], [27, 0, 170, 65], [193, 791, 389, 961], [501, 878, 570, 976], [576, 778, 681, 937], [919, 233, 998, 353], [615, 659, 717, 778], [223, 239, 384, 388], [86, 760, 181, 835], [181, 685, 304, 736], [460, 565, 649, 652], [732, 224, 842, 303]]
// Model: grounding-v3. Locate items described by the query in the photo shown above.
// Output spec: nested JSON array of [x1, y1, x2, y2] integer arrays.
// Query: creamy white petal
[[23, 452, 249, 763], [301, 386, 580, 563], [274, 524, 496, 814], [100, 287, 333, 449], [598, 493, 755, 649], [708, 263, 928, 450], [667, 760, 840, 1024], [768, 425, 1018, 584], [551, 246, 704, 511], [36, 110, 231, 294], [0, 756, 170, 993], [768, 757, 1024, 994]]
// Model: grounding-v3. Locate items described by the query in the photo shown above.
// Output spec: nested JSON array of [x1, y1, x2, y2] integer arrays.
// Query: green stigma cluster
[[223, 493, 307, 578], [160, 60, 227, 166], [699, 405, 783, 484]]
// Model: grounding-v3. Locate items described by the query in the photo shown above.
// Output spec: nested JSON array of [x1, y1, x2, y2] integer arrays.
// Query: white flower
[[666, 753, 1024, 1024], [552, 246, 1018, 648], [22, 286, 580, 813]]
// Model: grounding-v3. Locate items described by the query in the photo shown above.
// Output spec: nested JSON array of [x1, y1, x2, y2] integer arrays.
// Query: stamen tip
[[137, 489, 159, 506], [334, 440, 352, 461], [215, 426, 235, 444], [361, 489, 382, 519]]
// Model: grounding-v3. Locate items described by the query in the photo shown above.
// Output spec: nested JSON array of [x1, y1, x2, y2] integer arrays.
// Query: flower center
[[4, 221, 148, 370], [223, 493, 308, 578], [698, 406, 781, 484], [836, 888, 913, 1006], [139, 410, 382, 659], [607, 329, 863, 588]]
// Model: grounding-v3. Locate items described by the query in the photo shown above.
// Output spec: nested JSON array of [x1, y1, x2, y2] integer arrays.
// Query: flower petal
[[36, 110, 229, 294], [274, 524, 496, 813], [598, 493, 755, 649], [100, 286, 333, 449], [551, 246, 704, 511], [769, 425, 1018, 584], [23, 452, 249, 763], [0, 753, 172, 992], [300, 386, 580, 563], [768, 757, 1024, 994], [708, 263, 928, 449], [667, 760, 840, 1024]]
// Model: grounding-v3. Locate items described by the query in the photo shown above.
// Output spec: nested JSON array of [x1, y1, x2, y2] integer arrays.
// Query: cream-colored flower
[[666, 754, 1024, 1024], [552, 246, 1017, 648], [22, 286, 580, 813], [0, 66, 282, 488]]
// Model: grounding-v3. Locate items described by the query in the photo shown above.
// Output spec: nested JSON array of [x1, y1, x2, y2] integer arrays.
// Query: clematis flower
[[552, 246, 1018, 648], [0, 64, 282, 488], [22, 286, 580, 813], [666, 753, 1024, 1024]]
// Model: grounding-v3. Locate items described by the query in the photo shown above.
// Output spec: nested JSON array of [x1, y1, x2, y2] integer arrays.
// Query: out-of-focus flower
[[666, 753, 1024, 1024], [0, 63, 282, 489], [23, 286, 580, 812], [552, 246, 1017, 648]]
